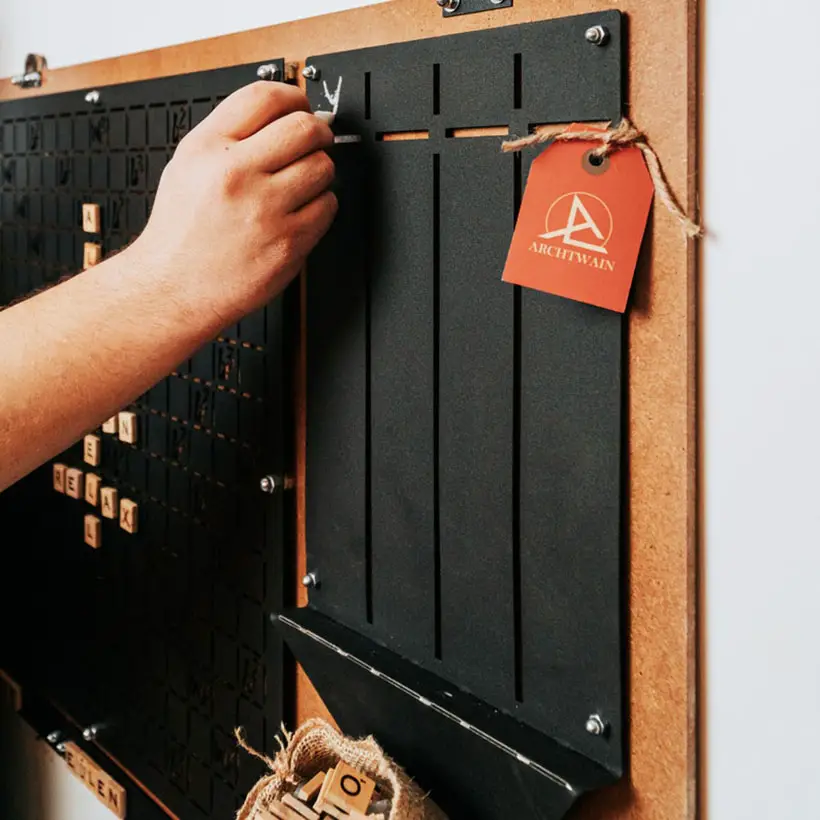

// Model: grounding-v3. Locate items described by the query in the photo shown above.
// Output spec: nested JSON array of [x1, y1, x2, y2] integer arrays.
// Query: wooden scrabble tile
[[120, 498, 138, 534], [265, 800, 310, 820], [118, 411, 137, 444], [102, 416, 118, 434], [83, 242, 102, 269], [313, 767, 334, 814], [82, 203, 101, 233], [100, 487, 118, 520], [296, 772, 326, 803], [83, 434, 101, 466], [317, 803, 367, 820], [282, 793, 320, 820], [322, 763, 375, 816], [65, 468, 84, 500], [84, 515, 102, 549], [85, 473, 101, 507], [52, 463, 67, 493], [63, 741, 126, 818]]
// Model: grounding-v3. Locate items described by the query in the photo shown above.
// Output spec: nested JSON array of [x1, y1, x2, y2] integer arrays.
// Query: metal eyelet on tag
[[582, 149, 610, 176]]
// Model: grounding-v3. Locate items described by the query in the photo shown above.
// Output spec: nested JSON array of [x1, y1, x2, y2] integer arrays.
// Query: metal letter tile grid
[[0, 59, 290, 819]]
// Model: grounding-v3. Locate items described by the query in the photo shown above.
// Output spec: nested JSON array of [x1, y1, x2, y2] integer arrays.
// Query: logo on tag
[[502, 126, 654, 312], [540, 192, 612, 254]]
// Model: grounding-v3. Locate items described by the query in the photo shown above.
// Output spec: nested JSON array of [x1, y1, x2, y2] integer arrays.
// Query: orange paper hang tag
[[502, 124, 654, 312]]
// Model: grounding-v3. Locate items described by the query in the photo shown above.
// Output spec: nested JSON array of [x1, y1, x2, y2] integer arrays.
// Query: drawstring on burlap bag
[[234, 719, 448, 820], [501, 117, 702, 239]]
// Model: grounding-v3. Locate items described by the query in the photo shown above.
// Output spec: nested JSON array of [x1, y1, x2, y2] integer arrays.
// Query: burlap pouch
[[235, 719, 447, 820]]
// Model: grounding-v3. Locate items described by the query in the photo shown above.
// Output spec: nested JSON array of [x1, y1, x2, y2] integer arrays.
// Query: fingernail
[[314, 110, 336, 125]]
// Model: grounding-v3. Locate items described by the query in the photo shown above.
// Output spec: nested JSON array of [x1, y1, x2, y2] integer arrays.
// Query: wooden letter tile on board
[[119, 498, 138, 534], [118, 411, 137, 444], [83, 242, 102, 269], [82, 203, 101, 233], [52, 463, 67, 493], [100, 487, 118, 519], [102, 415, 118, 434], [83, 434, 101, 466], [85, 473, 101, 506], [63, 741, 126, 818], [65, 468, 84, 500], [84, 515, 102, 549]]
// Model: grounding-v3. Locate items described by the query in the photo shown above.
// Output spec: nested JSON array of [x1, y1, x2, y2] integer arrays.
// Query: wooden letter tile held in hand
[[83, 242, 102, 269], [83, 434, 101, 466], [65, 468, 84, 500], [118, 412, 137, 444], [52, 463, 67, 493], [100, 487, 118, 519], [82, 203, 101, 233], [84, 515, 102, 549], [120, 499, 138, 534], [85, 473, 101, 507]]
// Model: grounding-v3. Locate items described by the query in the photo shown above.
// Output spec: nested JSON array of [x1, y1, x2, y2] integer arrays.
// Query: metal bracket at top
[[437, 0, 512, 17], [11, 54, 47, 89]]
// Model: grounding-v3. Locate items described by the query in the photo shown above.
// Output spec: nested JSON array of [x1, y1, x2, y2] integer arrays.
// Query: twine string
[[501, 117, 702, 239]]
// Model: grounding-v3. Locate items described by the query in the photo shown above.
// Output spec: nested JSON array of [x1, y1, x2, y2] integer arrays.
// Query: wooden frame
[[1, 1, 698, 817]]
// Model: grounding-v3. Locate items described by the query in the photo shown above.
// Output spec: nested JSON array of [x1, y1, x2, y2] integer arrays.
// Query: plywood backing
[[0, 0, 698, 817]]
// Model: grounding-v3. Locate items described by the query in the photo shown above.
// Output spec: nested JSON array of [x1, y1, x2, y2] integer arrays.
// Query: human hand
[[132, 81, 337, 328]]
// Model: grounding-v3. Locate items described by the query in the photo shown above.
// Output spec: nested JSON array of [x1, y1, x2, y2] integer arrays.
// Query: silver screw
[[260, 475, 279, 494], [585, 714, 607, 736], [82, 725, 99, 741], [585, 25, 609, 46], [55, 742, 66, 753], [436, 0, 460, 11], [84, 90, 101, 104], [256, 64, 279, 81], [302, 571, 319, 589], [302, 65, 319, 81], [46, 731, 62, 744]]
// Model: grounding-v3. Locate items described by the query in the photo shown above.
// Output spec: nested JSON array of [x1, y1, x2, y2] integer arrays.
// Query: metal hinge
[[11, 54, 47, 89], [436, 0, 512, 17]]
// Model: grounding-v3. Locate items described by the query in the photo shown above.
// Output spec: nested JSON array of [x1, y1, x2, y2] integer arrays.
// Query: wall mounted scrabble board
[[0, 1, 697, 819]]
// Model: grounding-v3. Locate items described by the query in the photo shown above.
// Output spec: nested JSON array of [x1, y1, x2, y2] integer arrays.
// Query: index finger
[[195, 81, 312, 141]]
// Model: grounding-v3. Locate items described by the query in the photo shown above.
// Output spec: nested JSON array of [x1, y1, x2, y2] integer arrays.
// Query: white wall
[[702, 0, 820, 817], [1, 0, 818, 818]]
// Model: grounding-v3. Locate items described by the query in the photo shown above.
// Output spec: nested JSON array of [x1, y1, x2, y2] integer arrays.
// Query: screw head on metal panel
[[84, 90, 101, 105], [82, 725, 99, 741], [436, 0, 460, 11], [585, 25, 609, 46], [260, 475, 280, 494], [302, 571, 319, 589], [46, 731, 62, 744], [585, 714, 607, 736], [302, 65, 320, 81], [256, 63, 280, 81]]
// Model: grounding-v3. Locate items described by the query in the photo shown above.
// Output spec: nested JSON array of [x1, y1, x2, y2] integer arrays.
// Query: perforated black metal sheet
[[301, 11, 625, 809], [0, 60, 291, 819]]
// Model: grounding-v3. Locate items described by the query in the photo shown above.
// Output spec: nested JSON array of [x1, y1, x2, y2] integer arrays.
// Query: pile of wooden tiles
[[256, 762, 391, 820]]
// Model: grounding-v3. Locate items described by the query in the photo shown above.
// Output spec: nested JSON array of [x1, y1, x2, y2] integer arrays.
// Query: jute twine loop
[[502, 117, 702, 239], [234, 719, 446, 820]]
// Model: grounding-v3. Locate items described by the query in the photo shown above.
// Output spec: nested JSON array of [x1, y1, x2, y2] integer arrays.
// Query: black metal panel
[[302, 12, 625, 817], [0, 59, 290, 820]]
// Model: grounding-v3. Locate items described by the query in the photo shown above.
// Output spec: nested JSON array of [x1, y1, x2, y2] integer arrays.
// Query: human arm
[[0, 81, 336, 492]]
